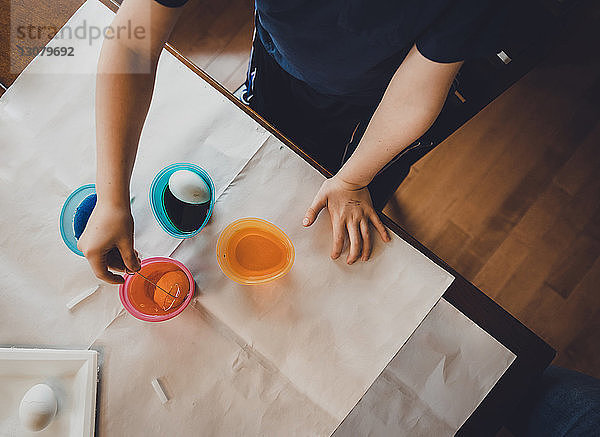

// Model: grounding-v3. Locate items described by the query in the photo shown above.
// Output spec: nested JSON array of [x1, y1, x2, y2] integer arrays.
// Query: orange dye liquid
[[128, 262, 189, 315], [226, 227, 288, 278]]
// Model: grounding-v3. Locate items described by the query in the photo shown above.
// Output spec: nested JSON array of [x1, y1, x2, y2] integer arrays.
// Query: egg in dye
[[163, 170, 211, 233], [168, 170, 210, 204], [73, 193, 97, 239], [153, 270, 189, 310]]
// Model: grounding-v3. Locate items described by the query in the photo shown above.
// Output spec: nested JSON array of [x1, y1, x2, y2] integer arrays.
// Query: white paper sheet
[[172, 135, 455, 422], [333, 299, 516, 436], [92, 308, 338, 436], [92, 300, 514, 437], [0, 0, 269, 346]]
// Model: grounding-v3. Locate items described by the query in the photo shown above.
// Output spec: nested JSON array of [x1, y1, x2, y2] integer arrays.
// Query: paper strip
[[151, 378, 169, 404]]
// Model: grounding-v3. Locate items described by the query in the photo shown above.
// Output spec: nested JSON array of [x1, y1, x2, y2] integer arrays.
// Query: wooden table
[[0, 1, 555, 435]]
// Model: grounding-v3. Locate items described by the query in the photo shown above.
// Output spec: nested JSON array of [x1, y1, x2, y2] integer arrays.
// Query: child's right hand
[[77, 201, 140, 284]]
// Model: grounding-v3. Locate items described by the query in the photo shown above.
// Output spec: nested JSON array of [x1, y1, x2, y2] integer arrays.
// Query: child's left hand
[[303, 175, 391, 264]]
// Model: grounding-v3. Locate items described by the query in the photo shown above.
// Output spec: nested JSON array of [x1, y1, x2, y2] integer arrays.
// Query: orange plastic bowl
[[119, 257, 195, 322], [216, 218, 295, 285]]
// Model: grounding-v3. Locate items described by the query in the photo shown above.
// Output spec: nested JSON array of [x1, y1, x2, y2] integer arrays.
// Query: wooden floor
[[169, 0, 253, 92], [385, 6, 600, 379], [169, 0, 600, 379]]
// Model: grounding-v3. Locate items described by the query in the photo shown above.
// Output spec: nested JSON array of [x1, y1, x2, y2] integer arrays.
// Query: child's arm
[[303, 45, 462, 264], [78, 0, 184, 283]]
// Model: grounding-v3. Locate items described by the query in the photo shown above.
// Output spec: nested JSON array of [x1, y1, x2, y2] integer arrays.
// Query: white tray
[[0, 348, 97, 436]]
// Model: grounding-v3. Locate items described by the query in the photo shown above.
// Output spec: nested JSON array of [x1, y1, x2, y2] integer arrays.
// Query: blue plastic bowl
[[150, 163, 215, 239], [59, 184, 96, 256]]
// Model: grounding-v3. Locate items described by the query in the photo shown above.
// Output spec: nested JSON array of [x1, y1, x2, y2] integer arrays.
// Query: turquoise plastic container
[[59, 184, 96, 257], [150, 163, 215, 239]]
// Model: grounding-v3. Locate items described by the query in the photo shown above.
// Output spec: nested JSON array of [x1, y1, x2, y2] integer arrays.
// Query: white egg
[[19, 383, 58, 431], [168, 170, 211, 204]]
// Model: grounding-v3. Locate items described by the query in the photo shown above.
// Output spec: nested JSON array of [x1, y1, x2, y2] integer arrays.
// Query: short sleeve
[[153, 0, 189, 8], [416, 0, 508, 63]]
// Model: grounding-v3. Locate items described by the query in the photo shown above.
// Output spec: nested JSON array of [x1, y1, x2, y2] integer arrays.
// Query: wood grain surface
[[385, 1, 600, 380]]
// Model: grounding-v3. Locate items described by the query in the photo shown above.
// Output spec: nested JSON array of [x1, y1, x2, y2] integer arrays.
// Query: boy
[[79, 0, 503, 282]]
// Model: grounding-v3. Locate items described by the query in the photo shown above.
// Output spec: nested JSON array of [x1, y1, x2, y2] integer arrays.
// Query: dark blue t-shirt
[[157, 0, 505, 104]]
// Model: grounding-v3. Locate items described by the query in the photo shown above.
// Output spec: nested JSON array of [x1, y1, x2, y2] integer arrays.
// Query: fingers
[[360, 220, 371, 261], [346, 221, 362, 264], [303, 192, 327, 227], [370, 212, 390, 242], [86, 250, 124, 284], [331, 219, 346, 260], [106, 248, 126, 272], [117, 239, 141, 272], [305, 180, 390, 263]]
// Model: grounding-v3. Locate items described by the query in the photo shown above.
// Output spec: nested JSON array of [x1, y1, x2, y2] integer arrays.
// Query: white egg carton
[[0, 348, 97, 436]]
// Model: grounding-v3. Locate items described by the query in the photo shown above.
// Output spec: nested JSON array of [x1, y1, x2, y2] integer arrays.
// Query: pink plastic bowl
[[119, 256, 195, 322]]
